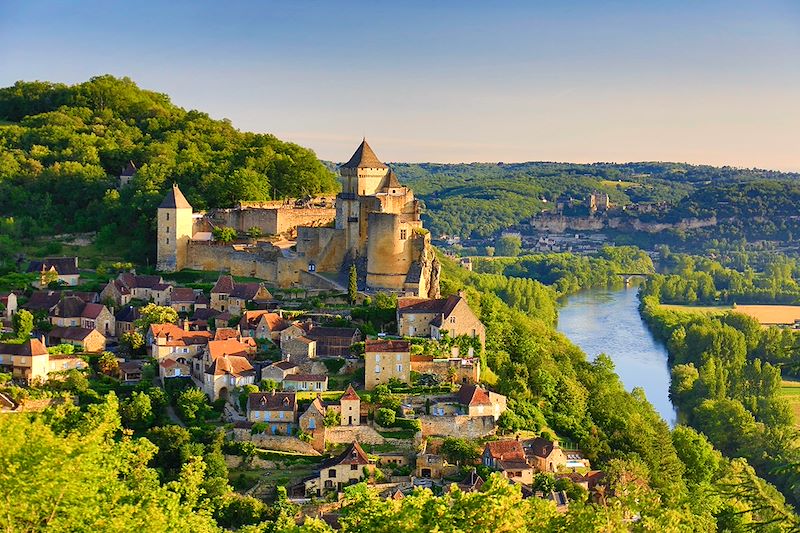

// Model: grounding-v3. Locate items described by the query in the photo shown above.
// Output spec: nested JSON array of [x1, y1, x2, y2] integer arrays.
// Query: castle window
[[166, 238, 169, 244], [166, 213, 169, 220], [166, 226, 169, 233], [400, 229, 407, 240]]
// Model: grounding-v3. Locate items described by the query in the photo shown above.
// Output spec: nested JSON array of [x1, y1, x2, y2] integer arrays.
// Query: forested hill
[[391, 161, 800, 240], [0, 76, 337, 261]]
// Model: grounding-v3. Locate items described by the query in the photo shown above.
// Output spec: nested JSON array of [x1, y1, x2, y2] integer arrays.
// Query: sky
[[1, 1, 799, 170]]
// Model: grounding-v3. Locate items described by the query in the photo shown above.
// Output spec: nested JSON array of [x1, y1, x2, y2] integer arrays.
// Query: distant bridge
[[616, 272, 652, 285]]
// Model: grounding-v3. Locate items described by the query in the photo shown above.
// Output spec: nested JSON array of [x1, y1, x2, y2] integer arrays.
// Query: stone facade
[[155, 140, 440, 297]]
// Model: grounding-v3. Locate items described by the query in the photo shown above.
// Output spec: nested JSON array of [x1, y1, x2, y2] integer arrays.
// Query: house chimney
[[182, 319, 190, 331], [457, 290, 466, 298]]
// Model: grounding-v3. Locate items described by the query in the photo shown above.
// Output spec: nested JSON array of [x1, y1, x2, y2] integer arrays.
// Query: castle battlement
[[156, 140, 440, 298]]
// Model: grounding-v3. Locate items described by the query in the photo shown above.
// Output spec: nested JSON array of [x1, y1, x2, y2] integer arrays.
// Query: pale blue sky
[[1, 1, 799, 169]]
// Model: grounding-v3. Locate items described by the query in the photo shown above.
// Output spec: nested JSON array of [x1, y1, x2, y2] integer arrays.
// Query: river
[[557, 286, 677, 425]]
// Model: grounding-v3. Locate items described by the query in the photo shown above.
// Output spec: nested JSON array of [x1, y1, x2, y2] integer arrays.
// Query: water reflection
[[557, 286, 677, 425]]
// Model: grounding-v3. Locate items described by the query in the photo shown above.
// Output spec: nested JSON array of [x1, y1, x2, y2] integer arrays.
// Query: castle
[[156, 140, 440, 297]]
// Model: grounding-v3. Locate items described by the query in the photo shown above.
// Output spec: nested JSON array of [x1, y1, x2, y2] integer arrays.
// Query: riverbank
[[557, 286, 676, 425]]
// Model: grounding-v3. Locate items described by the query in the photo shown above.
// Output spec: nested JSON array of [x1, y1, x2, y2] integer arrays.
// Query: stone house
[[304, 326, 361, 357], [48, 326, 106, 353], [364, 339, 410, 390], [261, 360, 299, 383], [306, 441, 373, 496], [103, 273, 168, 304], [147, 323, 212, 360], [247, 391, 297, 434], [168, 287, 205, 313], [299, 396, 327, 451], [455, 384, 507, 420], [119, 360, 144, 383], [159, 358, 191, 381], [50, 296, 115, 338], [281, 335, 316, 363], [415, 439, 453, 479], [483, 440, 526, 470], [27, 257, 80, 288], [23, 291, 62, 314], [204, 353, 255, 402], [0, 292, 17, 320], [0, 339, 87, 384], [497, 458, 535, 485], [114, 305, 140, 338], [239, 310, 290, 341], [211, 275, 273, 315], [119, 160, 137, 187], [338, 384, 361, 426], [523, 438, 589, 473], [397, 293, 486, 349], [282, 373, 328, 392]]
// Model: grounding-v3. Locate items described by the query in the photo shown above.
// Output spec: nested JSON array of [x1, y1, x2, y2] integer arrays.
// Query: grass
[[780, 380, 800, 429], [600, 179, 640, 189]]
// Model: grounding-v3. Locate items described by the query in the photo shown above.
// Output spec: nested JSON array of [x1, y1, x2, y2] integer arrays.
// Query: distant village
[[0, 141, 603, 523]]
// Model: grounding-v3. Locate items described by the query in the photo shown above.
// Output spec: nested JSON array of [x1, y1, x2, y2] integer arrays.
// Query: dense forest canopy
[[0, 76, 337, 262], [391, 161, 800, 243]]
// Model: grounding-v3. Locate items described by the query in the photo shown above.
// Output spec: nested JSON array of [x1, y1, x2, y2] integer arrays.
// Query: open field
[[661, 303, 800, 327], [600, 179, 640, 189], [781, 380, 800, 429]]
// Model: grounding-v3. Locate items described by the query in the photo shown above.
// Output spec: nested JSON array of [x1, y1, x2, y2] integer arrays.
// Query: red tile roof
[[207, 339, 251, 360], [340, 384, 360, 401], [207, 354, 254, 377], [211, 275, 235, 294], [485, 440, 526, 462], [456, 384, 492, 406]]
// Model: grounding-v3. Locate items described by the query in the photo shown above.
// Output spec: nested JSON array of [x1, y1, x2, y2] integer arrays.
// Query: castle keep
[[157, 140, 440, 297]]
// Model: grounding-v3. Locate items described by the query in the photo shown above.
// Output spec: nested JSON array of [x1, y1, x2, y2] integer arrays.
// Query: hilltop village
[[0, 141, 600, 525]]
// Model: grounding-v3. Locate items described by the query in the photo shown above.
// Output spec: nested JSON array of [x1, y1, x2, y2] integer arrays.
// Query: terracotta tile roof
[[283, 373, 328, 383], [0, 339, 49, 356], [248, 391, 296, 411], [340, 384, 360, 401], [304, 396, 326, 417], [27, 257, 79, 276], [207, 354, 254, 377], [81, 303, 106, 320], [485, 440, 526, 462], [159, 183, 192, 209], [214, 328, 241, 341], [207, 339, 251, 360], [365, 339, 410, 353], [149, 323, 212, 345], [240, 310, 288, 331], [211, 275, 235, 294], [159, 358, 177, 369], [340, 140, 387, 170], [456, 383, 492, 407], [230, 283, 271, 301]]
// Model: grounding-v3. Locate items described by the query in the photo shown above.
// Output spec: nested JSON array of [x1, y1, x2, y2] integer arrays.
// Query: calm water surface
[[557, 286, 677, 425]]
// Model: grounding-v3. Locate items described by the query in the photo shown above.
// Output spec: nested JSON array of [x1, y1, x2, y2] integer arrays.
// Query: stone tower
[[156, 184, 193, 272], [336, 139, 389, 255]]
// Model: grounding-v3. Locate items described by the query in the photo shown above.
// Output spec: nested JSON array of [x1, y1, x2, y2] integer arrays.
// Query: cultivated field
[[661, 303, 800, 327], [781, 380, 800, 429]]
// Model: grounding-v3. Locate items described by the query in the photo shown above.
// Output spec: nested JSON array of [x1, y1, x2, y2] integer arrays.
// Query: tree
[[238, 384, 259, 411], [121, 391, 155, 431], [496, 235, 522, 257], [120, 330, 146, 356], [375, 408, 396, 427], [324, 408, 341, 427], [260, 379, 278, 392], [98, 351, 119, 376], [176, 387, 209, 425], [134, 304, 178, 332], [212, 226, 237, 243], [348, 263, 358, 305], [12, 309, 33, 339], [672, 425, 720, 485], [440, 437, 479, 466]]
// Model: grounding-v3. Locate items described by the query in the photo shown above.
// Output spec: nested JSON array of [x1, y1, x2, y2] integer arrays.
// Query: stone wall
[[325, 425, 386, 445], [231, 428, 321, 455], [211, 206, 335, 236], [418, 414, 497, 439], [530, 213, 717, 234]]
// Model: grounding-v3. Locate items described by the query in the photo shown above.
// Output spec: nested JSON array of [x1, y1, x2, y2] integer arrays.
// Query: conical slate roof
[[340, 139, 387, 170], [159, 183, 192, 209], [121, 160, 137, 176]]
